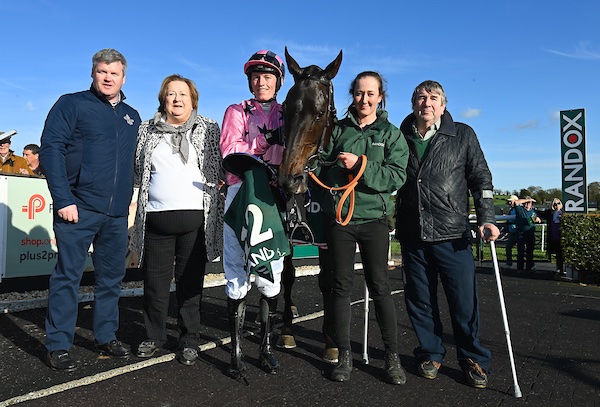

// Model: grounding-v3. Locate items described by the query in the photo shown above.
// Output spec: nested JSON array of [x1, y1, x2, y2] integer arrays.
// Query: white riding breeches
[[223, 182, 282, 300]]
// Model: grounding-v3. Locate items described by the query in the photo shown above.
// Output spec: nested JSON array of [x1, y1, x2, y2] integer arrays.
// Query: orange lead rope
[[308, 154, 368, 226]]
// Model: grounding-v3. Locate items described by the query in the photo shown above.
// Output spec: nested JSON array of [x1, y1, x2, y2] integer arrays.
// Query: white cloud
[[544, 41, 600, 60], [514, 120, 539, 130], [461, 108, 480, 118]]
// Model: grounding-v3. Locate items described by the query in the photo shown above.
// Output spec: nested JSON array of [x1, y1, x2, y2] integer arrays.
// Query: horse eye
[[316, 111, 324, 120]]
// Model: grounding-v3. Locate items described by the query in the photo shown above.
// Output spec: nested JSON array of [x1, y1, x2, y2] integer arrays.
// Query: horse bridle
[[300, 75, 337, 173], [292, 75, 368, 226], [282, 75, 337, 243]]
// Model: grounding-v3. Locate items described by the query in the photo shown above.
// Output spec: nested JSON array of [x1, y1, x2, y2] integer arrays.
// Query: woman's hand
[[338, 152, 358, 169]]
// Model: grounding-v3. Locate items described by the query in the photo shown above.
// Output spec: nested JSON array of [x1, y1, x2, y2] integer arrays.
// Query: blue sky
[[1, 0, 598, 193]]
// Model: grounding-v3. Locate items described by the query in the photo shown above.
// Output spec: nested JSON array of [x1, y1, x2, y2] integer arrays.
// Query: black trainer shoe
[[47, 350, 78, 372], [465, 359, 488, 389], [97, 339, 130, 359], [384, 352, 407, 385], [137, 340, 159, 358], [417, 360, 441, 379]]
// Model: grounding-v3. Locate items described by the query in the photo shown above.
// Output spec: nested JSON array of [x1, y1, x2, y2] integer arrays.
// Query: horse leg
[[318, 247, 338, 363], [283, 254, 299, 317], [277, 254, 297, 348]]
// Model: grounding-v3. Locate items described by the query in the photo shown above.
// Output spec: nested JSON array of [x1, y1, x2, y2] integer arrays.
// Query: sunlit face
[[250, 72, 277, 102], [0, 141, 10, 155], [413, 89, 446, 128], [164, 80, 193, 125], [91, 61, 126, 103], [353, 76, 382, 123], [23, 149, 39, 166]]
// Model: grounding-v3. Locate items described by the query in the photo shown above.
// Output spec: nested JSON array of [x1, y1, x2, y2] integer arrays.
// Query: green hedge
[[562, 214, 600, 275]]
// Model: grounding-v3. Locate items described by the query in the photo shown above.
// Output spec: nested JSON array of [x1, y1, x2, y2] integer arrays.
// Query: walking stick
[[362, 281, 370, 364], [489, 240, 523, 398]]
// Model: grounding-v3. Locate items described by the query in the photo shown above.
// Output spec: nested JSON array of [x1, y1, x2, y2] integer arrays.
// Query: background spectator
[[21, 143, 44, 176], [0, 131, 32, 175], [503, 195, 519, 269], [514, 196, 542, 272], [540, 198, 564, 275]]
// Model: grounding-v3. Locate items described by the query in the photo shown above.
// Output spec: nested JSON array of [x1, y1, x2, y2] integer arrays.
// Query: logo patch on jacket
[[372, 142, 384, 147], [124, 114, 134, 125]]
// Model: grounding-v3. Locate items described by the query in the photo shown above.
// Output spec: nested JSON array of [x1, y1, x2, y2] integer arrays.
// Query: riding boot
[[258, 295, 279, 374], [227, 298, 248, 380]]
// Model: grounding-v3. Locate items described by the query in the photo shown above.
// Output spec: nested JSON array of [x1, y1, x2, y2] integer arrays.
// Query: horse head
[[279, 47, 342, 195]]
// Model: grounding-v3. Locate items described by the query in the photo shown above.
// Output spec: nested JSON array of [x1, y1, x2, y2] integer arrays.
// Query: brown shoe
[[465, 359, 488, 389], [417, 360, 441, 379]]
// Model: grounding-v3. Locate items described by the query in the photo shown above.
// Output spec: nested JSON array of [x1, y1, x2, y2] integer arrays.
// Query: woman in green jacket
[[320, 71, 409, 384]]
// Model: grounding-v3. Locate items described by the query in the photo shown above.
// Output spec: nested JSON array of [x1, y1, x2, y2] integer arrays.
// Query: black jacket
[[395, 110, 496, 242]]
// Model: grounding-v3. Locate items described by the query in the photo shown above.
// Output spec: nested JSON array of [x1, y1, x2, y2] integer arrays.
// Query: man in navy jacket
[[40, 48, 140, 371]]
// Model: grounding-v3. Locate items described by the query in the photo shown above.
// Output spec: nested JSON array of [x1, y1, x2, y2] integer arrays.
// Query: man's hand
[[57, 204, 79, 223], [479, 223, 500, 242]]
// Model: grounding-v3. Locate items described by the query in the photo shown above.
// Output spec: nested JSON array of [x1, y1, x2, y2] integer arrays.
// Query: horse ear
[[323, 50, 343, 81], [285, 47, 303, 78]]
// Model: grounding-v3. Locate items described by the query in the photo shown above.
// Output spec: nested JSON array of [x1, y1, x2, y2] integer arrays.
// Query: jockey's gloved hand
[[265, 126, 284, 145]]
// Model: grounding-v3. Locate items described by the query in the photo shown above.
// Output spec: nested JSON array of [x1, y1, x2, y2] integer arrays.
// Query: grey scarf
[[152, 110, 198, 163]]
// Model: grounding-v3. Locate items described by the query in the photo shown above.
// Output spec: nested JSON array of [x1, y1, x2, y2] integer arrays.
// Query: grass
[[389, 227, 552, 264]]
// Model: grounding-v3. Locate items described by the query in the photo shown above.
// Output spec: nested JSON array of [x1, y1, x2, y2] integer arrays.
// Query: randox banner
[[560, 109, 587, 213]]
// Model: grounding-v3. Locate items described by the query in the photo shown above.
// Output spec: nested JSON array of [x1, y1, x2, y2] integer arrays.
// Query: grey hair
[[411, 80, 448, 106], [92, 49, 128, 74]]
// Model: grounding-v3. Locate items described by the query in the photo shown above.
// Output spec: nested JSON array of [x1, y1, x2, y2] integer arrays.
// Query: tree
[[589, 182, 600, 206], [519, 188, 531, 198], [547, 188, 561, 200]]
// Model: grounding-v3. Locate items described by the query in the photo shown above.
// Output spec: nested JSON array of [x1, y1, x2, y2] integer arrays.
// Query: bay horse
[[279, 48, 343, 195], [276, 47, 342, 352]]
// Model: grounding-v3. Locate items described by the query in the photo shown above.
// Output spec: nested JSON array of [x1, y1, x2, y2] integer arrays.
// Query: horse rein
[[291, 75, 368, 227], [308, 154, 367, 226]]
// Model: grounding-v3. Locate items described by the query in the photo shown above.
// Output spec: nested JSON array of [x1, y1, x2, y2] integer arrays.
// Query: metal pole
[[490, 240, 523, 398], [362, 281, 369, 364]]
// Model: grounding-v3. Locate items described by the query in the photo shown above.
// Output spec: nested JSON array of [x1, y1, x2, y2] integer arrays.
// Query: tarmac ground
[[0, 261, 598, 406]]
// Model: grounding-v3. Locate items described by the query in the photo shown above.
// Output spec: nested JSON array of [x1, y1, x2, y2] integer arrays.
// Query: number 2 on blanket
[[241, 204, 274, 246]]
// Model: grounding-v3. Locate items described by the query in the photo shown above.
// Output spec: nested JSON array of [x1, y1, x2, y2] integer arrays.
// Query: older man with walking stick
[[395, 80, 499, 389]]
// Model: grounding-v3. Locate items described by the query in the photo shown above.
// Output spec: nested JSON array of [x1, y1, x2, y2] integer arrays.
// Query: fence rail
[[388, 215, 551, 265]]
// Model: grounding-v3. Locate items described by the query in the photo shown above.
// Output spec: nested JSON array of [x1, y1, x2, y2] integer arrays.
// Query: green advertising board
[[560, 109, 587, 213], [0, 175, 94, 281]]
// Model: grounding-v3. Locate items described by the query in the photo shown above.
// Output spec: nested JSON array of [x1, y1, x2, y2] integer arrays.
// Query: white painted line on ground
[[0, 280, 404, 406]]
